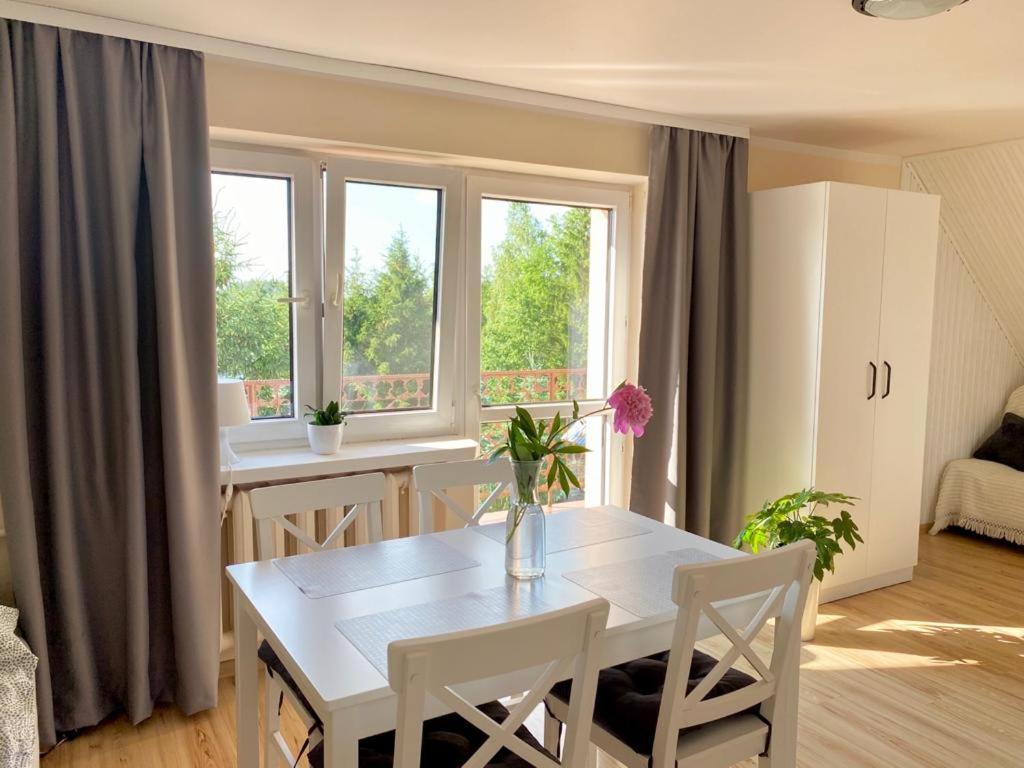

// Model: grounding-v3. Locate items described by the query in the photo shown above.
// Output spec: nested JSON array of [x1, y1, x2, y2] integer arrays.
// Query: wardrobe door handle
[[867, 362, 877, 400], [882, 361, 892, 399]]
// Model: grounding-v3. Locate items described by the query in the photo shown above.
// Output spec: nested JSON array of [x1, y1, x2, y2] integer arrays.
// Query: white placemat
[[336, 582, 564, 675], [475, 507, 651, 553], [274, 536, 480, 599], [561, 548, 721, 618]]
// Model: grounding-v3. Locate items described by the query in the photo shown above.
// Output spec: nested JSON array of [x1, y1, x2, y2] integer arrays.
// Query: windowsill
[[220, 435, 479, 485]]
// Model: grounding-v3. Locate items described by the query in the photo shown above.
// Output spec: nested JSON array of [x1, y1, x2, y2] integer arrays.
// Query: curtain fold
[[0, 20, 220, 748], [629, 126, 749, 544]]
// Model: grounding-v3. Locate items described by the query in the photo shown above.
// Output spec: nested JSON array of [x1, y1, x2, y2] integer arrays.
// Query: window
[[468, 175, 631, 509], [340, 181, 442, 413], [323, 159, 462, 440], [211, 148, 630, 474], [211, 147, 318, 443], [212, 171, 294, 419], [479, 198, 611, 407]]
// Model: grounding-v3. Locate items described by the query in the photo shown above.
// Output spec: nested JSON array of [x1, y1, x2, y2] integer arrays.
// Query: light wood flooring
[[41, 529, 1024, 767]]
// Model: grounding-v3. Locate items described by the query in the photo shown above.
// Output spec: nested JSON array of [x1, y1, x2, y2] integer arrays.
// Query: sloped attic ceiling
[[907, 139, 1024, 361]]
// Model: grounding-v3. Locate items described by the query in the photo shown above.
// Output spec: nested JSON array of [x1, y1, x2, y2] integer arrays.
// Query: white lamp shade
[[218, 378, 252, 428]]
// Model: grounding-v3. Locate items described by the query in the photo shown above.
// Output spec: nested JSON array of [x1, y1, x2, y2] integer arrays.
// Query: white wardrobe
[[742, 182, 941, 603]]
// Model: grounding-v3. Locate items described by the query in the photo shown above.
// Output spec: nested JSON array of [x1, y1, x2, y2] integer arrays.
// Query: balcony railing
[[241, 368, 588, 418]]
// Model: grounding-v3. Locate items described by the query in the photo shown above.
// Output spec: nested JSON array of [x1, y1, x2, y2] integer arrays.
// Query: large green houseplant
[[734, 489, 861, 640]]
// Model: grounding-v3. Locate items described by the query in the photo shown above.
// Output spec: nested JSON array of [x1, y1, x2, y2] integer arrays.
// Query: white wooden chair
[[413, 457, 514, 533], [544, 541, 816, 768], [382, 598, 611, 768], [249, 473, 387, 767]]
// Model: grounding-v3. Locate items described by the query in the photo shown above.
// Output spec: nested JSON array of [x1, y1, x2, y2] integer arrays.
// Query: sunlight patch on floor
[[858, 619, 1024, 639], [809, 611, 845, 626], [800, 616, 1024, 670], [802, 650, 974, 671]]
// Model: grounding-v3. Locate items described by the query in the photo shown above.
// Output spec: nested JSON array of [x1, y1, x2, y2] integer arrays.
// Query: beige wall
[[207, 58, 903, 192], [748, 144, 901, 191], [206, 57, 650, 178]]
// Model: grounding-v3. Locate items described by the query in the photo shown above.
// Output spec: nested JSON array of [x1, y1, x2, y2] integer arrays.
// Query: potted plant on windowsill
[[304, 401, 349, 455], [733, 489, 861, 641]]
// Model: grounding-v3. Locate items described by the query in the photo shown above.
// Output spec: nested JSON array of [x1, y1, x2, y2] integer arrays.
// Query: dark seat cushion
[[307, 700, 555, 768], [259, 639, 322, 727], [974, 412, 1024, 472], [549, 649, 760, 757]]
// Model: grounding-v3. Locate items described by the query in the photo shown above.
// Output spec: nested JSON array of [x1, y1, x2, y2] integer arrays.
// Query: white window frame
[[211, 146, 322, 445], [466, 173, 632, 507], [323, 157, 464, 441]]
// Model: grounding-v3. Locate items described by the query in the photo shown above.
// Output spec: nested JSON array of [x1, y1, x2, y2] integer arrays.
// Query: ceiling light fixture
[[853, 0, 971, 19]]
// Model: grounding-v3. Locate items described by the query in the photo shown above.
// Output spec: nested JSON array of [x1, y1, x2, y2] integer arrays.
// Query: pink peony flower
[[607, 383, 653, 437]]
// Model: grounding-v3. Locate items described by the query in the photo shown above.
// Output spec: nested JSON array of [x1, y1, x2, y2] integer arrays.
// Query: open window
[[467, 174, 631, 510]]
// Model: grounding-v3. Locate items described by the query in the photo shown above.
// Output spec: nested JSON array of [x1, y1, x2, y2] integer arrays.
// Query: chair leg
[[757, 737, 794, 765], [264, 674, 283, 768], [543, 708, 563, 759]]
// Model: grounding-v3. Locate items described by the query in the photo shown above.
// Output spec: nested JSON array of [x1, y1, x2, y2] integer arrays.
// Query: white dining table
[[226, 505, 759, 768]]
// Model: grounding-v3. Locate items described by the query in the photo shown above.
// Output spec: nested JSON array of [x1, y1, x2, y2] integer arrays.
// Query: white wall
[[904, 161, 1024, 523]]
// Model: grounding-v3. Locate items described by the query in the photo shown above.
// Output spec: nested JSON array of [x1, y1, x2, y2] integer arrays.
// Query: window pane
[[479, 198, 610, 406], [342, 182, 441, 412], [212, 172, 294, 420], [477, 418, 603, 520]]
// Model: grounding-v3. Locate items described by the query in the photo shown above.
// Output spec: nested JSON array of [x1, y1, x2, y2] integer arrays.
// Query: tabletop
[[225, 505, 749, 717]]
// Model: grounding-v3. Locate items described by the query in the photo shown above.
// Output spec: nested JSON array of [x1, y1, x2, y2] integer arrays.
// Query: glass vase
[[505, 459, 546, 579]]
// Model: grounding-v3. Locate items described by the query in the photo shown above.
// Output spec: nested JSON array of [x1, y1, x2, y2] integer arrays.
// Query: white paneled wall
[[904, 164, 1024, 522], [909, 140, 1024, 357]]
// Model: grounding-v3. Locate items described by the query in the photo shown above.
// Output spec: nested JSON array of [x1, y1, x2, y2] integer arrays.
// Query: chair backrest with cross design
[[387, 597, 610, 768], [650, 540, 816, 766], [413, 458, 514, 534], [249, 473, 387, 560]]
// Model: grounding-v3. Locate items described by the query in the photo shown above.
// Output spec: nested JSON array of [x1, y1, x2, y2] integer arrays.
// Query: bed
[[930, 385, 1024, 545], [0, 606, 38, 768]]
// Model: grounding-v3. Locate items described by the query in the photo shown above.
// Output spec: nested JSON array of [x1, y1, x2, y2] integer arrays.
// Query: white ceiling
[[15, 0, 1024, 156]]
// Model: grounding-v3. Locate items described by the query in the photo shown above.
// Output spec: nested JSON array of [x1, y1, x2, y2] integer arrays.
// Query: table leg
[[234, 588, 260, 768], [324, 709, 359, 767], [232, 491, 255, 563]]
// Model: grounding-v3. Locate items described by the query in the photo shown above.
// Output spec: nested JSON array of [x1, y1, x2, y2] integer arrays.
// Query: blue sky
[[211, 172, 579, 284]]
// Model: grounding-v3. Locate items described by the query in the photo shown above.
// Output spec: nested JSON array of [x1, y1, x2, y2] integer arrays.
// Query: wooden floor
[[42, 529, 1024, 767]]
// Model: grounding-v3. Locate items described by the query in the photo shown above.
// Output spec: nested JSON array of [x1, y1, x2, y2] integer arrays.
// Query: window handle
[[277, 291, 309, 307], [329, 274, 343, 308]]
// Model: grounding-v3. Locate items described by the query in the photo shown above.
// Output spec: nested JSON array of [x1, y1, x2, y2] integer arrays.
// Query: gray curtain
[[629, 126, 749, 544], [0, 20, 220, 748]]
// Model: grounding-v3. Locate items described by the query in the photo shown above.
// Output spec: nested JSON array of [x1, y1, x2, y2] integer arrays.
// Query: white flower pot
[[307, 423, 344, 455], [801, 579, 821, 642]]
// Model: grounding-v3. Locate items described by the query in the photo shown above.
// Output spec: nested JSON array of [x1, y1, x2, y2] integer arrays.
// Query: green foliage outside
[[733, 489, 862, 582], [214, 199, 595, 417], [214, 209, 292, 417], [480, 203, 592, 404], [341, 229, 436, 410]]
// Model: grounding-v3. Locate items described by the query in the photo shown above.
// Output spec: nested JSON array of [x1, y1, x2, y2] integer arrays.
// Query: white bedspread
[[0, 606, 37, 768], [931, 458, 1024, 545]]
